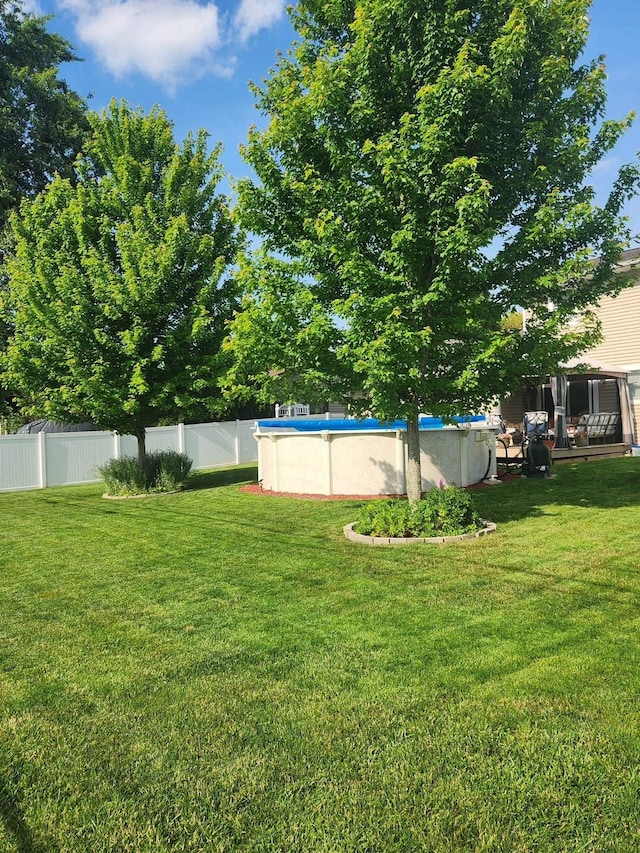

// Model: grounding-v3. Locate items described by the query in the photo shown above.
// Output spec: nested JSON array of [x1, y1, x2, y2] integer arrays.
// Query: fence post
[[37, 431, 46, 489], [235, 420, 240, 464], [113, 432, 122, 460], [178, 423, 185, 454]]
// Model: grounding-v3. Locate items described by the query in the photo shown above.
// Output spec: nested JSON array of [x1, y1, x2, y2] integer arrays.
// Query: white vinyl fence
[[0, 420, 259, 492]]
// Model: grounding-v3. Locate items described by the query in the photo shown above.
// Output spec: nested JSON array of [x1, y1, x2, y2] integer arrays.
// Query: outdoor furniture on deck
[[523, 411, 550, 440], [570, 412, 621, 446], [495, 436, 524, 473], [495, 412, 552, 475]]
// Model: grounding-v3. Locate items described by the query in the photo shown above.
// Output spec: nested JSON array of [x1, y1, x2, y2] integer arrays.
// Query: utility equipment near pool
[[522, 411, 552, 478]]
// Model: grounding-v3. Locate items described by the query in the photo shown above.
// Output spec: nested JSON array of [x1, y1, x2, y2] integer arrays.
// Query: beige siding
[[582, 278, 640, 369], [582, 274, 640, 441]]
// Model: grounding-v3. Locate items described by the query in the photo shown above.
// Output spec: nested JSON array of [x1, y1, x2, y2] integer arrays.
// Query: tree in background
[[0, 0, 89, 236], [2, 100, 240, 468], [229, 0, 639, 502], [0, 1, 89, 426], [223, 251, 355, 411]]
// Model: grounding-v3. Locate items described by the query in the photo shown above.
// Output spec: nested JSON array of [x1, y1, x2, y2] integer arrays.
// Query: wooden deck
[[551, 442, 629, 463], [496, 440, 629, 472]]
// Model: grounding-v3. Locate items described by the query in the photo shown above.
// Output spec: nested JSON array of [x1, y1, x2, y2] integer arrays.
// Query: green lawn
[[1, 459, 639, 852]]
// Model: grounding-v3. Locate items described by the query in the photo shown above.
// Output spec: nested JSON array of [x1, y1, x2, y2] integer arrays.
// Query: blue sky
[[29, 0, 640, 242]]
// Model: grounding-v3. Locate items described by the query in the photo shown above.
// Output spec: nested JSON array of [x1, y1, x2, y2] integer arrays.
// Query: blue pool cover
[[257, 415, 487, 432]]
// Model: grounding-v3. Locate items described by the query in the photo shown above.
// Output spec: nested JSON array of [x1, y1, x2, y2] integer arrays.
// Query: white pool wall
[[255, 423, 497, 495]]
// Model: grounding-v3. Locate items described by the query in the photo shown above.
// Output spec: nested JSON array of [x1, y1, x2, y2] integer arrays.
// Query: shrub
[[354, 485, 482, 538], [98, 451, 193, 496], [98, 456, 146, 496], [412, 485, 481, 536], [355, 499, 412, 538], [145, 451, 193, 493]]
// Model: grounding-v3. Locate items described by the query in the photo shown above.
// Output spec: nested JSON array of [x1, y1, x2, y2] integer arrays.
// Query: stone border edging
[[343, 520, 496, 546]]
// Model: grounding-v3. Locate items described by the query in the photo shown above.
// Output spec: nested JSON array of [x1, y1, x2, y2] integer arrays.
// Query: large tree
[[2, 100, 240, 467], [229, 0, 639, 502]]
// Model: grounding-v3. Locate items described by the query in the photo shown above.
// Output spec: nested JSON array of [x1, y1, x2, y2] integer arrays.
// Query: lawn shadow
[[473, 457, 640, 523], [186, 465, 258, 492], [0, 773, 54, 853]]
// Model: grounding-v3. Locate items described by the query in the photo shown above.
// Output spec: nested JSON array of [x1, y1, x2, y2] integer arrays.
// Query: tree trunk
[[136, 427, 147, 478], [406, 412, 422, 504]]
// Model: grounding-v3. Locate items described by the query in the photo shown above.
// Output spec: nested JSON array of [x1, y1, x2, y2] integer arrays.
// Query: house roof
[[16, 420, 97, 434], [616, 247, 640, 270], [620, 247, 640, 260], [560, 357, 627, 380]]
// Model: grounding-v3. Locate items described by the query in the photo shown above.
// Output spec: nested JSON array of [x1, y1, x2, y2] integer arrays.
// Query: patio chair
[[523, 411, 549, 440], [489, 414, 522, 474]]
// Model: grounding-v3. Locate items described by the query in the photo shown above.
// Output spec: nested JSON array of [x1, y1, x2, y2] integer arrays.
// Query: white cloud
[[591, 156, 621, 176], [234, 0, 285, 42], [20, 0, 43, 13], [58, 0, 224, 91]]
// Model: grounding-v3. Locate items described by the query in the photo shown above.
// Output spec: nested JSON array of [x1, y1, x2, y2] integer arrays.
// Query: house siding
[[580, 258, 640, 440], [581, 278, 640, 370]]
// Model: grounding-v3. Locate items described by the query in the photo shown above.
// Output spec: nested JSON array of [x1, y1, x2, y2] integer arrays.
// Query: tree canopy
[[228, 0, 640, 501], [2, 101, 240, 463], [0, 1, 89, 236]]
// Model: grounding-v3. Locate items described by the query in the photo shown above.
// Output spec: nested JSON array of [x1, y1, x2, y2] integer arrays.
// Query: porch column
[[551, 375, 569, 449], [617, 377, 635, 445]]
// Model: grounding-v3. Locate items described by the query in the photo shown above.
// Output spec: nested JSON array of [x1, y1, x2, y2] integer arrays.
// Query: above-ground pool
[[254, 416, 498, 496]]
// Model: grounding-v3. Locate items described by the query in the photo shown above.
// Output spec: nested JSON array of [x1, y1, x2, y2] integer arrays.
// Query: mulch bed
[[239, 484, 403, 500], [240, 472, 521, 500]]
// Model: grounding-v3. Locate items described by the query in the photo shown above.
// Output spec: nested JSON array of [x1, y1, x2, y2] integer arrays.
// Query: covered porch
[[497, 358, 634, 469]]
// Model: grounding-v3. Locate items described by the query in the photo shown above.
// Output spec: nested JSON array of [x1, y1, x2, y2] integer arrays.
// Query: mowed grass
[[1, 459, 639, 852]]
